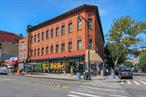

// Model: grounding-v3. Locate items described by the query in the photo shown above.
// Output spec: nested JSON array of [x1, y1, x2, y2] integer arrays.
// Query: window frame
[[68, 23, 72, 33], [56, 27, 59, 37], [77, 40, 82, 50], [61, 43, 65, 52], [46, 30, 49, 39], [68, 41, 72, 51], [56, 44, 59, 53], [61, 25, 65, 35], [88, 18, 92, 29]]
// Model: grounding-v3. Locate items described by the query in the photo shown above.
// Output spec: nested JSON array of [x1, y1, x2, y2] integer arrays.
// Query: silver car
[[0, 67, 8, 75]]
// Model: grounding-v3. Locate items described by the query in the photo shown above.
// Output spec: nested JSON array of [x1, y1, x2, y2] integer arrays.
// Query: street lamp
[[78, 15, 91, 80]]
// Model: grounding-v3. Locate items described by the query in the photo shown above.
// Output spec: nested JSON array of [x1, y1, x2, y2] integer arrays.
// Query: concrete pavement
[[22, 73, 109, 81]]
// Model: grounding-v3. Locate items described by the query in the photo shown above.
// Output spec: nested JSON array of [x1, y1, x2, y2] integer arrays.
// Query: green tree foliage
[[107, 16, 146, 67], [123, 61, 133, 68], [139, 51, 146, 72]]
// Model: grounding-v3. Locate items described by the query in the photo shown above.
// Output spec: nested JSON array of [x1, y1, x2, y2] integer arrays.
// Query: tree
[[139, 51, 146, 72], [107, 16, 146, 67]]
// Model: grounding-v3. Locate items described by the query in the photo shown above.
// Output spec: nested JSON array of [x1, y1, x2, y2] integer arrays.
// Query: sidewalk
[[19, 73, 118, 81], [21, 73, 119, 81]]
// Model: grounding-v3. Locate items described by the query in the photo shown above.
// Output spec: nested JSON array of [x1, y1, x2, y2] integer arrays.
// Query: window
[[31, 50, 33, 56], [34, 35, 36, 42], [42, 48, 44, 55], [50, 29, 54, 38], [88, 39, 92, 49], [46, 31, 49, 39], [68, 23, 72, 33], [56, 44, 59, 53], [38, 33, 40, 42], [61, 25, 65, 35], [34, 49, 36, 56], [42, 32, 44, 40], [50, 45, 54, 54], [77, 18, 82, 30], [77, 40, 82, 50], [46, 47, 49, 54], [88, 18, 92, 29], [61, 43, 65, 52], [37, 48, 40, 56], [0, 43, 1, 49], [31, 36, 33, 43], [56, 27, 59, 37], [68, 42, 72, 51]]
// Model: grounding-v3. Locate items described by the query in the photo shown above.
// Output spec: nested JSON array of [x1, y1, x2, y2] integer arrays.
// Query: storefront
[[26, 55, 85, 75]]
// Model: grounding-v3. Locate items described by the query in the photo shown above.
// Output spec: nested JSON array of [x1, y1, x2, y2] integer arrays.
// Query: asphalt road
[[0, 74, 146, 97], [0, 75, 82, 97], [119, 73, 146, 97]]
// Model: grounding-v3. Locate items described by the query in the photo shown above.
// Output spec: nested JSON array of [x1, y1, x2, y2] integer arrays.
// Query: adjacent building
[[18, 37, 28, 62], [0, 30, 21, 66], [23, 4, 104, 74]]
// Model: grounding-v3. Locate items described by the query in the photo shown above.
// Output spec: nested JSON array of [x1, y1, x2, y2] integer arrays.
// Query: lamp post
[[78, 15, 91, 80]]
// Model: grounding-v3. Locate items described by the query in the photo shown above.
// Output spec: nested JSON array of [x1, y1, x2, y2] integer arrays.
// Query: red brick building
[[0, 30, 21, 66], [25, 4, 104, 73]]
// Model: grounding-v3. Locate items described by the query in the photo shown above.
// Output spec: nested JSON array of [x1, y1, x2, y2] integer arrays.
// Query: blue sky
[[0, 0, 146, 43]]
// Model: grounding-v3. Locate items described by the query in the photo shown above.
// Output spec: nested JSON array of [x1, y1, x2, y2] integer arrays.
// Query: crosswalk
[[120, 79, 146, 85], [67, 85, 127, 97]]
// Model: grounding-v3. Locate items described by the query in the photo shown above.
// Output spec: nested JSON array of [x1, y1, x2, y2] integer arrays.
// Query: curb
[[21, 75, 88, 82]]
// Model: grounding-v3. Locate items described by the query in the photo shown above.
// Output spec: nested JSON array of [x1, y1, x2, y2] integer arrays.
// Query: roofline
[[27, 4, 97, 32]]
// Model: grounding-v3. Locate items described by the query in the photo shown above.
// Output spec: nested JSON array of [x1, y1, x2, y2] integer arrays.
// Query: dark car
[[119, 69, 133, 79]]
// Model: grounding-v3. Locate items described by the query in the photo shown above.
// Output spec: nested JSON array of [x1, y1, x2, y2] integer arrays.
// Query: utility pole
[[78, 14, 91, 80]]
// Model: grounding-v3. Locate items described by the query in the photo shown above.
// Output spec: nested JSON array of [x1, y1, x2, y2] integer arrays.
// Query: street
[[0, 74, 146, 97]]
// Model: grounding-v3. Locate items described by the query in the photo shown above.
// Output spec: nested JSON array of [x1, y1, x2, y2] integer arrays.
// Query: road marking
[[127, 80, 132, 85], [76, 89, 127, 97], [67, 94, 82, 97], [120, 81, 124, 84], [0, 78, 13, 81], [133, 81, 141, 85], [70, 91, 101, 97], [80, 85, 124, 92], [137, 80, 146, 85]]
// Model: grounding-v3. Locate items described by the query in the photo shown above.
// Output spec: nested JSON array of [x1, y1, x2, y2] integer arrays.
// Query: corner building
[[27, 5, 104, 74]]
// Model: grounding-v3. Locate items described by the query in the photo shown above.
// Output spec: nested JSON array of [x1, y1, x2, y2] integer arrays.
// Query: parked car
[[119, 69, 133, 79], [0, 66, 8, 75]]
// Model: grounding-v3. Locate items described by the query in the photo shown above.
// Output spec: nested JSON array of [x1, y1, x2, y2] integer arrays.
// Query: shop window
[[68, 42, 72, 51], [68, 23, 72, 33], [61, 25, 65, 35], [56, 44, 59, 53], [77, 40, 82, 50], [88, 18, 92, 29], [61, 43, 65, 52]]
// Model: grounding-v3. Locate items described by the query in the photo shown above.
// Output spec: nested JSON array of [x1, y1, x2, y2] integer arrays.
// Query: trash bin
[[77, 72, 81, 80]]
